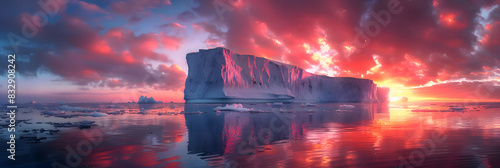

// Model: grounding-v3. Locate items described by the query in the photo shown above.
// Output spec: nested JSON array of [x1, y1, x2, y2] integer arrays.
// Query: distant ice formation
[[213, 104, 253, 112], [138, 96, 162, 104], [271, 102, 284, 106], [339, 104, 356, 109], [184, 47, 390, 103], [86, 112, 107, 117], [302, 102, 318, 107]]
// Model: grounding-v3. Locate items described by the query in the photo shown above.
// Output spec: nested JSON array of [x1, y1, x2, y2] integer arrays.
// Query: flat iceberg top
[[184, 47, 389, 103]]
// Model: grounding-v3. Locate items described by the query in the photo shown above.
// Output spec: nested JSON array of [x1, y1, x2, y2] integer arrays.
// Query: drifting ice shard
[[184, 47, 389, 103]]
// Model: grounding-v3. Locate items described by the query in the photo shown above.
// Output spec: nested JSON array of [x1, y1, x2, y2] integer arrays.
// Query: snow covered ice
[[83, 112, 107, 117], [271, 102, 284, 106], [184, 47, 390, 103], [138, 95, 163, 104], [213, 104, 253, 112], [339, 104, 356, 109]]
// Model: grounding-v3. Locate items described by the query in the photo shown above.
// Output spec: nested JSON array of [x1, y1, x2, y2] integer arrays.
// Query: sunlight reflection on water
[[1, 102, 499, 167]]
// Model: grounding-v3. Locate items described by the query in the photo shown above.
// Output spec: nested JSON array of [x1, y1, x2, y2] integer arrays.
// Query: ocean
[[1, 102, 499, 167]]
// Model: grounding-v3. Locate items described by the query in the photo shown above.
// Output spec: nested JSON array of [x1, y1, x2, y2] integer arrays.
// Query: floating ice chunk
[[271, 102, 284, 106], [302, 103, 317, 107], [180, 111, 205, 114], [87, 112, 107, 117], [339, 104, 355, 109], [138, 95, 161, 104], [213, 104, 253, 112]]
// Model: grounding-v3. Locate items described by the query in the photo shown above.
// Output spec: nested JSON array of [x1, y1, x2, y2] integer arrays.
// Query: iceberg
[[271, 102, 284, 106], [213, 104, 253, 112], [83, 112, 107, 117], [302, 102, 318, 107], [339, 104, 355, 109], [138, 95, 162, 104], [184, 47, 389, 103]]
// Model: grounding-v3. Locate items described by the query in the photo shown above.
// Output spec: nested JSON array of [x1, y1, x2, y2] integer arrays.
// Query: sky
[[0, 0, 500, 103]]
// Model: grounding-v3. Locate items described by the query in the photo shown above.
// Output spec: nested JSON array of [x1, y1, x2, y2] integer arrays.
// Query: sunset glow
[[0, 0, 499, 103], [4, 1, 500, 168]]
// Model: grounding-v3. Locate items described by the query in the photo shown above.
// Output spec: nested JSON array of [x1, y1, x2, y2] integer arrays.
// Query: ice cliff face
[[184, 47, 389, 103]]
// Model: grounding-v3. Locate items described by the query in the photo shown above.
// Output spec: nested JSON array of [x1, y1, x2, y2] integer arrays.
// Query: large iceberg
[[184, 47, 389, 103], [138, 96, 162, 104]]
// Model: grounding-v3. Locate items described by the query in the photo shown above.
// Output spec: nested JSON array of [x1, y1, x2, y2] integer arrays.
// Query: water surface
[[1, 102, 500, 167]]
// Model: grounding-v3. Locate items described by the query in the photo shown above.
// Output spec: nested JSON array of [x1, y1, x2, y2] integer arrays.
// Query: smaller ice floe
[[278, 108, 288, 113], [180, 111, 205, 114], [214, 104, 253, 112], [91, 112, 107, 117], [339, 104, 355, 110], [271, 102, 284, 106], [137, 111, 148, 115], [302, 103, 318, 107], [58, 105, 93, 112], [83, 112, 107, 117]]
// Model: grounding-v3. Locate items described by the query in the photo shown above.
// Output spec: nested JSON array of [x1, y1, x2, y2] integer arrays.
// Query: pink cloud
[[160, 32, 183, 50], [10, 15, 185, 91]]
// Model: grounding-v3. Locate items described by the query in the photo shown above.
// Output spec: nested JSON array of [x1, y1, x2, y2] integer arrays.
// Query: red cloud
[[410, 80, 500, 101], [189, 0, 500, 89], [160, 32, 183, 50]]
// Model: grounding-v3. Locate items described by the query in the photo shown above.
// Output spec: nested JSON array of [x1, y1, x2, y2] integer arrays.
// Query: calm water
[[1, 102, 500, 167]]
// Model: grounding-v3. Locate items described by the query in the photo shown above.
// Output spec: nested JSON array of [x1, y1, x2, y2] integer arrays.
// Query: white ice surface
[[184, 48, 390, 103], [213, 104, 253, 112]]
